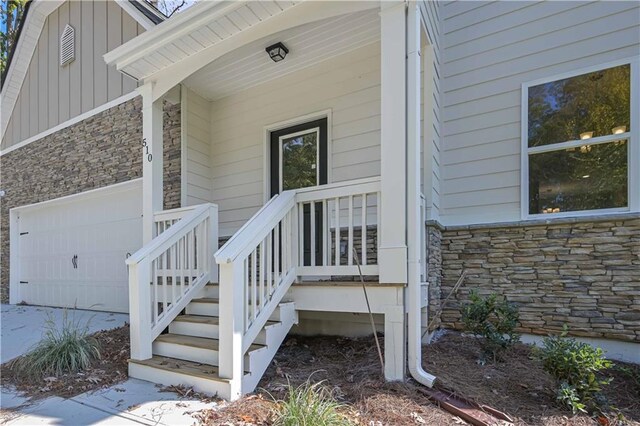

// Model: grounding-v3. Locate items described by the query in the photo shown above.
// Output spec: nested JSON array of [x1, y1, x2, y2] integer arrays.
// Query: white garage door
[[17, 181, 142, 313]]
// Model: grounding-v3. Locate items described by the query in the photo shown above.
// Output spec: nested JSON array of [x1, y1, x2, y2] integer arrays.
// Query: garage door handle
[[72, 255, 78, 269]]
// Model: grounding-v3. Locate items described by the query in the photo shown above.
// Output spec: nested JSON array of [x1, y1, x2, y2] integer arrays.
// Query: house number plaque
[[142, 138, 152, 162]]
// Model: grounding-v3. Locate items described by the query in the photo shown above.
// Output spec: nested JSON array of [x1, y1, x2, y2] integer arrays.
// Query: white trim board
[[0, 92, 139, 157], [520, 56, 640, 221]]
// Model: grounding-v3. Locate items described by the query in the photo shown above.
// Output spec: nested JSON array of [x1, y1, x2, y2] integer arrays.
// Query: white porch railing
[[215, 177, 380, 397], [154, 205, 198, 236], [127, 203, 218, 360]]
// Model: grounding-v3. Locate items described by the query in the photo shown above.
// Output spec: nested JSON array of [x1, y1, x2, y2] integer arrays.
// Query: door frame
[[262, 109, 332, 203], [8, 179, 142, 305]]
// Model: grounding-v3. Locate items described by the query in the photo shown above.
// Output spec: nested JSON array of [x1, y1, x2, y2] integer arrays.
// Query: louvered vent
[[60, 24, 75, 66]]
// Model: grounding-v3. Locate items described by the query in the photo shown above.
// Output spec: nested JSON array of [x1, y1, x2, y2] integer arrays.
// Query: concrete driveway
[[0, 304, 218, 425]]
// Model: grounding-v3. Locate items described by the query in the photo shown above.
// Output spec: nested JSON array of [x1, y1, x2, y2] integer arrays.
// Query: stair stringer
[[242, 302, 298, 394]]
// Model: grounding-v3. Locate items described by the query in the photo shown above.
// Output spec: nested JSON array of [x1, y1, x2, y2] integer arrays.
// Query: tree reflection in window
[[281, 131, 318, 191], [527, 64, 631, 214]]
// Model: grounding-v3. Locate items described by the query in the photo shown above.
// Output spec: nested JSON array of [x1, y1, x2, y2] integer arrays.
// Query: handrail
[[217, 179, 382, 398], [154, 205, 198, 222], [215, 191, 296, 264], [128, 202, 218, 360], [127, 204, 211, 265]]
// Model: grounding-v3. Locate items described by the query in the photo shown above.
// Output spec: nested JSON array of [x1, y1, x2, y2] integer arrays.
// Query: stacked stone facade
[[0, 96, 181, 302], [427, 215, 640, 342]]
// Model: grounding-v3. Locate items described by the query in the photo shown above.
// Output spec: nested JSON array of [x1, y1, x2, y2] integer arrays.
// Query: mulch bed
[[3, 323, 638, 426], [1, 324, 130, 400], [424, 331, 640, 426], [199, 332, 640, 426]]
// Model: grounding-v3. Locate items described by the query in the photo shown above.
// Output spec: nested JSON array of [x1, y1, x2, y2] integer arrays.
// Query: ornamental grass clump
[[10, 310, 101, 379], [536, 327, 613, 415], [271, 380, 354, 426]]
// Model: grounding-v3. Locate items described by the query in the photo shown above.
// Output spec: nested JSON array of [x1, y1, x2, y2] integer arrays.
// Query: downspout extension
[[406, 0, 436, 388]]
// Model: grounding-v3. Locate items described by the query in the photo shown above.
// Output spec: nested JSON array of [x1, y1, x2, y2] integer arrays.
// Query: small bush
[[10, 310, 101, 379], [271, 380, 354, 426], [536, 328, 612, 414], [461, 291, 520, 360]]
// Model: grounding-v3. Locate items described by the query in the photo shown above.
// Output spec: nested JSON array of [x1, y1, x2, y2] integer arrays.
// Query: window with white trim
[[524, 63, 635, 216]]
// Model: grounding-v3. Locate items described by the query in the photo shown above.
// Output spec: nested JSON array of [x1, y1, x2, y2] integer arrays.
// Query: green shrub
[[536, 328, 612, 414], [10, 310, 100, 379], [461, 291, 520, 360], [271, 380, 354, 426]]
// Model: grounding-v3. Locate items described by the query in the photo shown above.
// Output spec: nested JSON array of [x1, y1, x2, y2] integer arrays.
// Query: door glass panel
[[280, 129, 318, 191]]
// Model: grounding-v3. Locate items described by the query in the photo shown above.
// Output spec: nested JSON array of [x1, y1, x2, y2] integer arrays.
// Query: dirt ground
[[1, 324, 130, 400]]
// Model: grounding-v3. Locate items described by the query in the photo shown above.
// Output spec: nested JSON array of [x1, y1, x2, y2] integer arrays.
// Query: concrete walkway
[[0, 305, 219, 425]]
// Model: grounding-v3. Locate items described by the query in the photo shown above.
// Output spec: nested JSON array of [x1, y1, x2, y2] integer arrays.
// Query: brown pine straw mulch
[[2, 324, 638, 426], [1, 324, 131, 400], [199, 332, 640, 426], [425, 332, 640, 425]]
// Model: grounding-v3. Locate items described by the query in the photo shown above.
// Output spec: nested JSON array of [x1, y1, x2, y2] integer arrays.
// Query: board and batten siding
[[1, 0, 144, 150], [182, 86, 214, 207], [207, 43, 381, 236], [439, 0, 640, 226]]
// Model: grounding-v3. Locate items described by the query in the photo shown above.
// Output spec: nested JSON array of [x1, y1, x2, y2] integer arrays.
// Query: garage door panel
[[17, 182, 142, 313]]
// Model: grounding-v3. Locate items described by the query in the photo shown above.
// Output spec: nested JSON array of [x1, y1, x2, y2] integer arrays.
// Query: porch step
[[129, 356, 233, 399], [131, 300, 298, 400], [186, 298, 220, 316], [153, 333, 264, 367], [186, 297, 294, 321], [170, 314, 279, 344]]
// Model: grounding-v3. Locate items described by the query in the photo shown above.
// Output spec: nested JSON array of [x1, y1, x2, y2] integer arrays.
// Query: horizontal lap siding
[[440, 1, 640, 226], [420, 0, 442, 220], [184, 88, 214, 206], [209, 43, 381, 236], [1, 1, 142, 150]]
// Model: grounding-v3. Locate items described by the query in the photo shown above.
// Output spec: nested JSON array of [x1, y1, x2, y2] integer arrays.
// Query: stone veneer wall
[[430, 215, 640, 342], [0, 96, 181, 302], [426, 226, 442, 331]]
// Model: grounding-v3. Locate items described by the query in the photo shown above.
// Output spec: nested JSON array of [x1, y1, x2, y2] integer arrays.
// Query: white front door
[[17, 182, 142, 313]]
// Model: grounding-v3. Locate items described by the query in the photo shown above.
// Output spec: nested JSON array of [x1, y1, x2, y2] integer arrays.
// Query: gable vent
[[60, 24, 75, 66]]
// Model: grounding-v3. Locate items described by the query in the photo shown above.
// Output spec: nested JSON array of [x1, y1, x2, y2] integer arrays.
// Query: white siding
[[1, 0, 144, 150], [208, 43, 381, 236], [439, 0, 640, 225], [420, 1, 442, 220], [183, 86, 214, 207]]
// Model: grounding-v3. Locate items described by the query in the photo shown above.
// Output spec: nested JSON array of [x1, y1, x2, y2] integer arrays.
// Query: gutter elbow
[[409, 361, 436, 388]]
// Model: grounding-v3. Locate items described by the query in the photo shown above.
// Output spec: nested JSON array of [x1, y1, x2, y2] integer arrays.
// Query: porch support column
[[140, 83, 164, 244], [379, 1, 408, 284]]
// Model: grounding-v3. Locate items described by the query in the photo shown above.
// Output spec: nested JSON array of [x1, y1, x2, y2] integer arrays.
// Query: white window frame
[[520, 57, 639, 220]]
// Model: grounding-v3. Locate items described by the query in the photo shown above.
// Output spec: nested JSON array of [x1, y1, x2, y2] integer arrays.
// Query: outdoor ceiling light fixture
[[266, 42, 289, 62]]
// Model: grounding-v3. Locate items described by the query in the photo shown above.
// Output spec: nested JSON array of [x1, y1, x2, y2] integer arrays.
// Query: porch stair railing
[[215, 177, 381, 398], [126, 203, 218, 360]]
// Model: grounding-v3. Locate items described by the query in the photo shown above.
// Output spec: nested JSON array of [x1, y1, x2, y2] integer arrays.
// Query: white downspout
[[406, 0, 436, 388]]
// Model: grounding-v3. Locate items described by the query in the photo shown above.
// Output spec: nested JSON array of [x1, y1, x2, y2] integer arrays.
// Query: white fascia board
[[104, 0, 242, 72], [1, 1, 65, 141], [115, 0, 160, 30]]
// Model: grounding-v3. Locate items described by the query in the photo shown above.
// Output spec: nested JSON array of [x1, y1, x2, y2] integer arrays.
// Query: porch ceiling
[[104, 0, 381, 101], [183, 9, 381, 102]]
